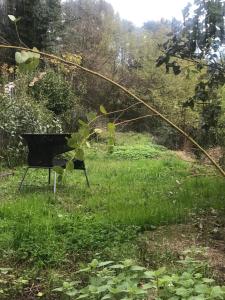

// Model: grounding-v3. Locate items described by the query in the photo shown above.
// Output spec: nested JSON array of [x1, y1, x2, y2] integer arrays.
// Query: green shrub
[[0, 92, 62, 166], [31, 70, 77, 115], [108, 145, 167, 160]]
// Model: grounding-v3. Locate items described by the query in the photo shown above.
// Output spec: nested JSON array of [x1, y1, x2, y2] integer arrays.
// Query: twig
[[115, 114, 157, 126]]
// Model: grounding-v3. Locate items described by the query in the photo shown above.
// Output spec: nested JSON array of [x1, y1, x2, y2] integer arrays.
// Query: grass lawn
[[0, 132, 225, 298]]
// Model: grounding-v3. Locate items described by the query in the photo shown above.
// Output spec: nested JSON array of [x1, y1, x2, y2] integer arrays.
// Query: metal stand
[[53, 171, 57, 194], [18, 167, 29, 191], [48, 168, 51, 184], [19, 165, 90, 192], [84, 169, 90, 188]]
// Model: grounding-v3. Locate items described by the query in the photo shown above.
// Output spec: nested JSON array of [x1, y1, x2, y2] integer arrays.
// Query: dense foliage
[[0, 0, 62, 50], [157, 0, 225, 148]]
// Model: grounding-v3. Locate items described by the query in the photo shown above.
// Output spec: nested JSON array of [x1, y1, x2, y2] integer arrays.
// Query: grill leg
[[48, 168, 51, 184], [18, 167, 29, 191], [83, 169, 90, 188], [53, 171, 57, 194]]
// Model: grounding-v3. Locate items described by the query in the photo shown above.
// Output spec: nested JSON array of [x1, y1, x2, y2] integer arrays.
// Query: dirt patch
[[140, 212, 225, 282]]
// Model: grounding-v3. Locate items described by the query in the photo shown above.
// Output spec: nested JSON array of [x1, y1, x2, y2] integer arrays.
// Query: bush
[[0, 93, 62, 166], [31, 70, 77, 115]]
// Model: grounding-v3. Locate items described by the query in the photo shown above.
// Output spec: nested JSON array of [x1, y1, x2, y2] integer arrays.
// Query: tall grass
[[0, 132, 224, 266]]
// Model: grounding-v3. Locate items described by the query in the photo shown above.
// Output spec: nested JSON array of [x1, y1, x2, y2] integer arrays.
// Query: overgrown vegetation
[[0, 133, 225, 298], [0, 0, 225, 299]]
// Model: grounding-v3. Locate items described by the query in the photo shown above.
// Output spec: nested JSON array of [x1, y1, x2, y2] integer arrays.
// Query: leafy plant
[[53, 250, 225, 300], [108, 145, 167, 160], [31, 70, 77, 115]]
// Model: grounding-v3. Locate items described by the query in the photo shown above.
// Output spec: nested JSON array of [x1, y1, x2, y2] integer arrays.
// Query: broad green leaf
[[79, 126, 90, 139], [155, 267, 166, 276], [202, 278, 215, 284], [15, 51, 29, 64], [76, 267, 90, 273], [26, 57, 39, 71], [94, 128, 103, 134], [143, 271, 155, 279], [101, 294, 111, 300], [77, 294, 89, 299], [58, 174, 63, 183], [8, 15, 16, 22], [15, 17, 21, 22], [194, 284, 209, 294], [210, 286, 225, 298], [142, 283, 153, 290], [32, 47, 40, 59], [86, 141, 91, 148], [87, 112, 97, 122], [107, 122, 116, 133], [52, 287, 63, 292], [78, 119, 88, 126], [75, 148, 84, 160], [66, 289, 78, 296], [67, 133, 81, 148], [130, 265, 146, 272], [98, 261, 114, 267], [122, 259, 134, 267], [109, 264, 124, 269], [175, 287, 192, 297], [66, 160, 74, 171], [53, 166, 64, 175], [100, 105, 107, 114]]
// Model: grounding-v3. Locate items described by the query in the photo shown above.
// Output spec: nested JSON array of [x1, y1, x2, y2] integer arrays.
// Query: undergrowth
[[0, 132, 225, 299]]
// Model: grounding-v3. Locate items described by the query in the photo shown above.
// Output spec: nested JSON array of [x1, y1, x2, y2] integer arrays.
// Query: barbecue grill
[[19, 133, 90, 192]]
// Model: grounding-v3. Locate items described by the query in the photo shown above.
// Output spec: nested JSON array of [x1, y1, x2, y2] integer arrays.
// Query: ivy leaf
[[100, 105, 107, 114]]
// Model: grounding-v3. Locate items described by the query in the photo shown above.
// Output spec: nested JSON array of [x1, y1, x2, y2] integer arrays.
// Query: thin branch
[[0, 44, 224, 178], [88, 102, 141, 126], [115, 114, 156, 126]]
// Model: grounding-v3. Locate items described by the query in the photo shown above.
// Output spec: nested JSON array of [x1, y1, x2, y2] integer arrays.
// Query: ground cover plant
[[0, 132, 225, 299]]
